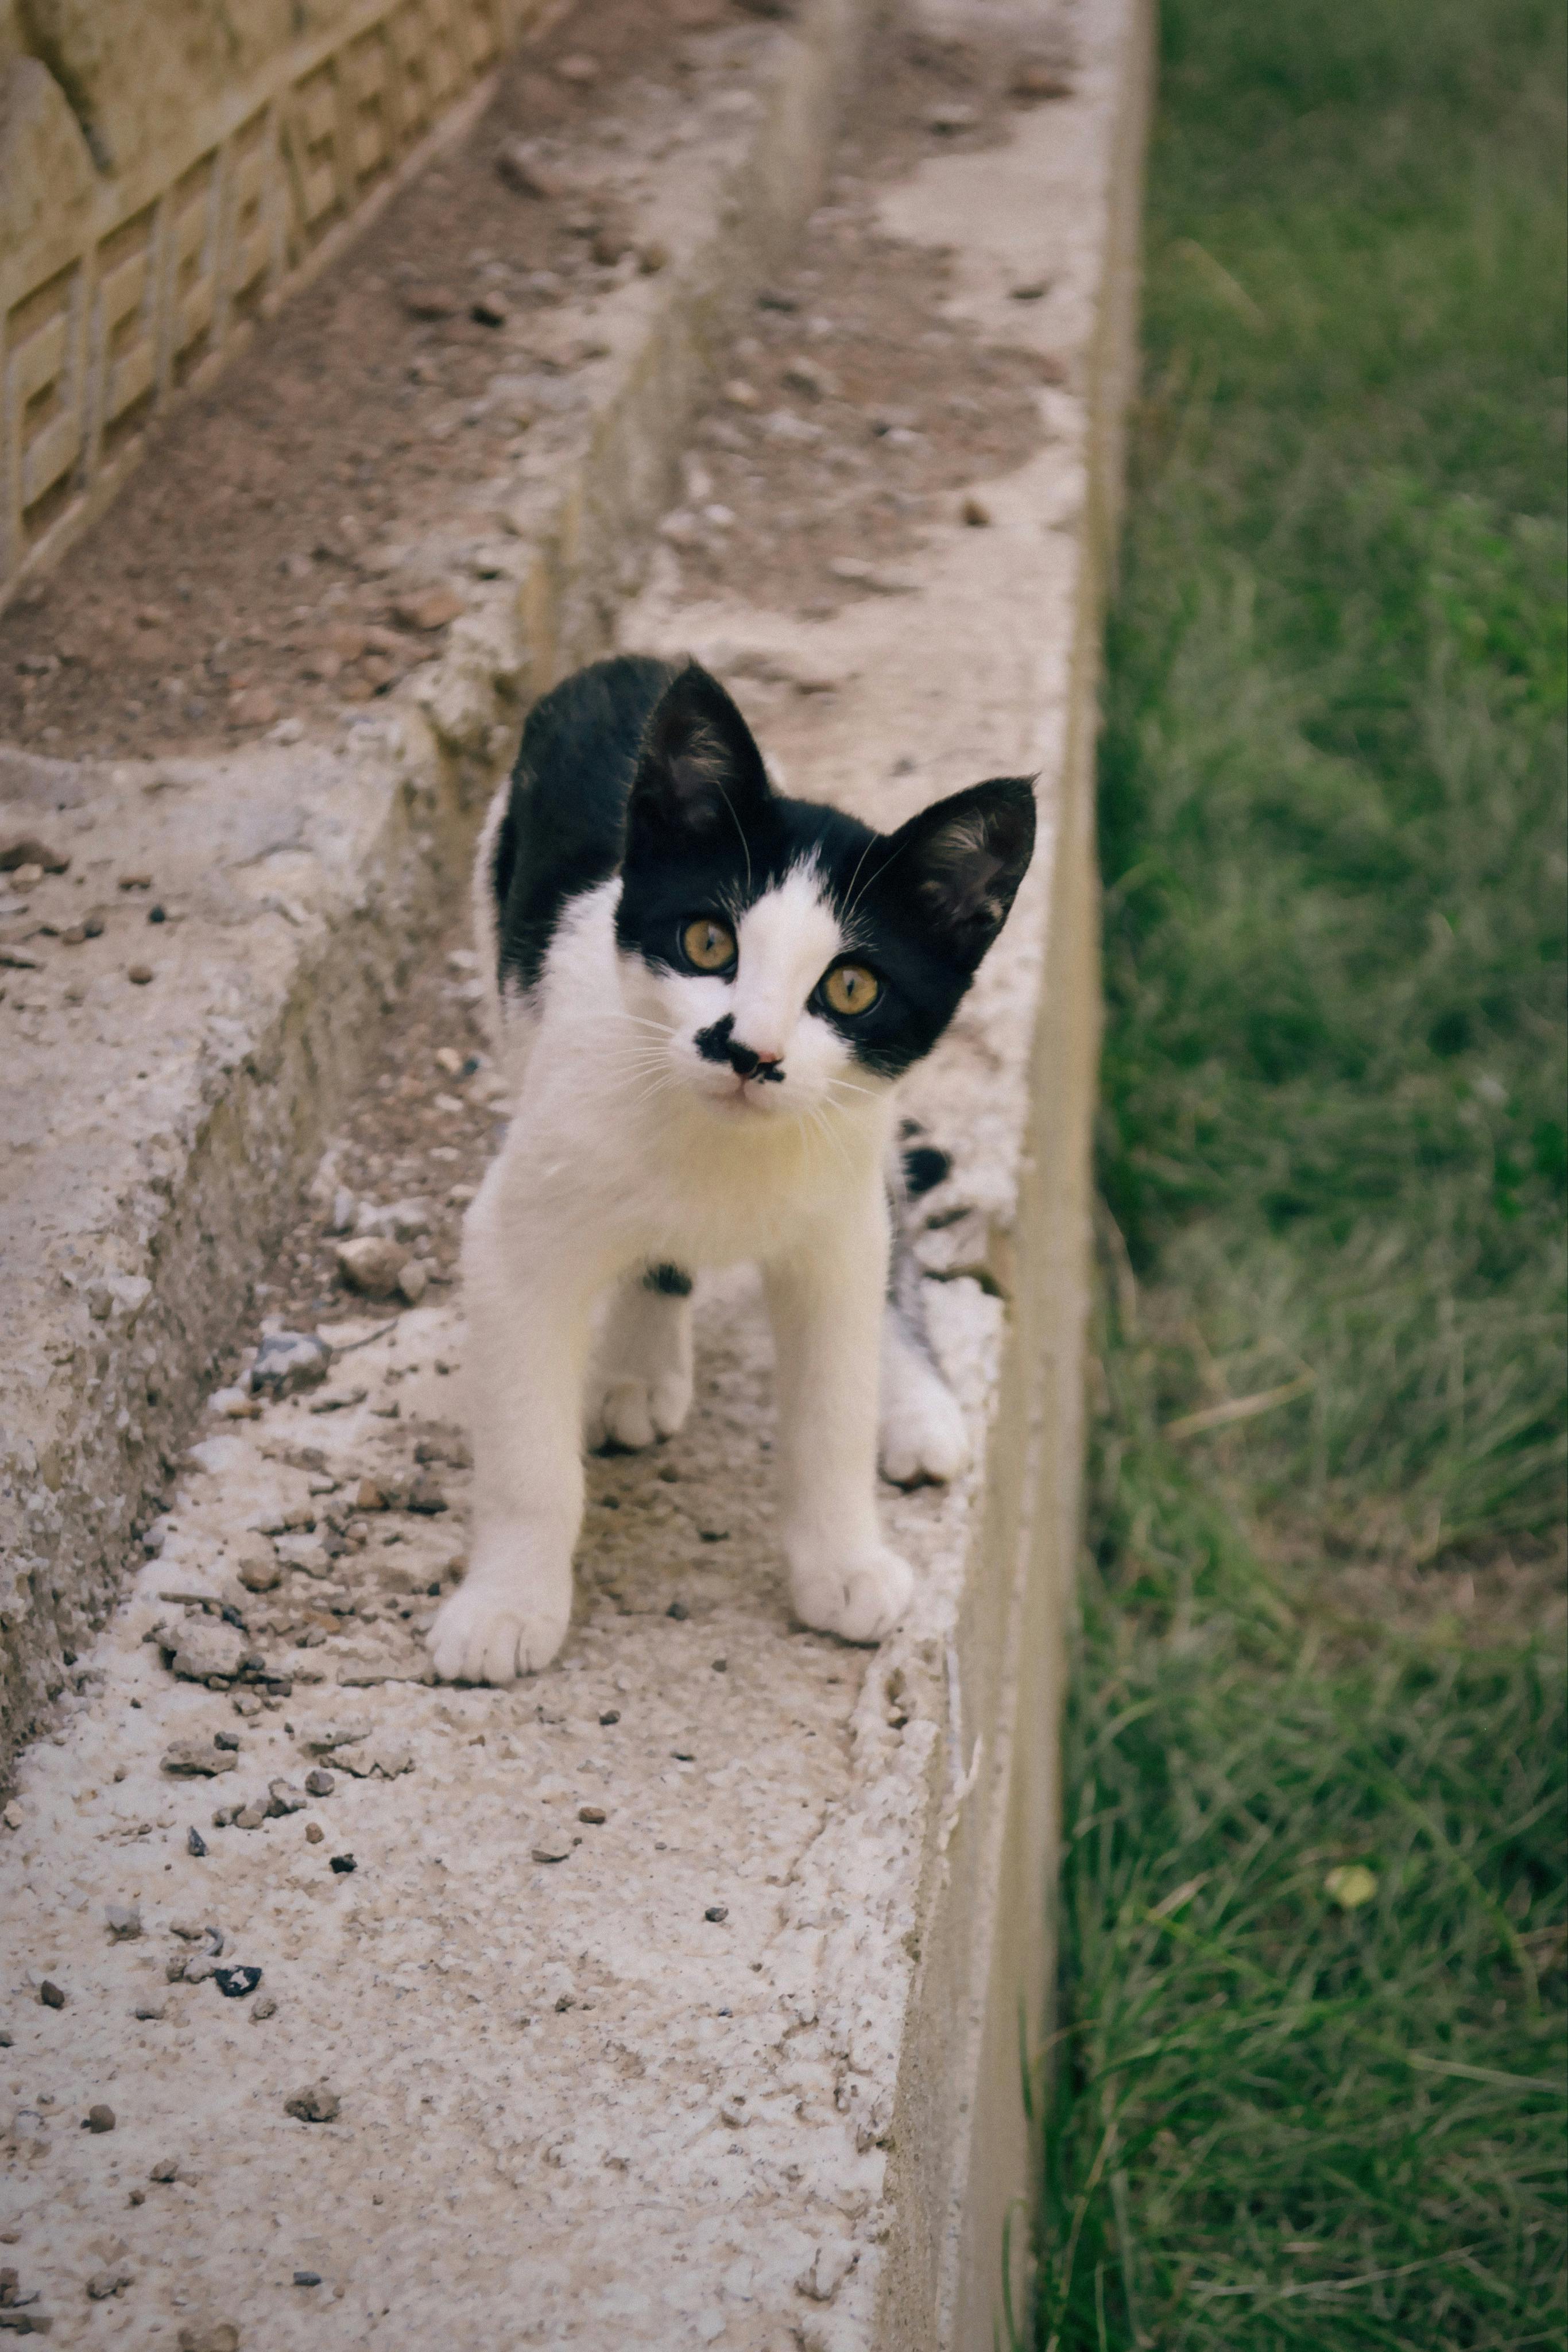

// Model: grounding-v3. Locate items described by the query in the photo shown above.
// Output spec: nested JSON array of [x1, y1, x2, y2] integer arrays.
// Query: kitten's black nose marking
[[695, 1014, 784, 1083], [725, 1039, 784, 1082], [695, 1013, 736, 1066]]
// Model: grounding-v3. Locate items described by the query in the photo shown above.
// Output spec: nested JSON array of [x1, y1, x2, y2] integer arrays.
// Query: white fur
[[430, 860, 962, 1685]]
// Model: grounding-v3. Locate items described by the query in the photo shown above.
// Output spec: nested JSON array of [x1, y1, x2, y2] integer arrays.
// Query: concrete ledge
[[0, 0, 877, 1772], [0, 1, 1150, 2341]]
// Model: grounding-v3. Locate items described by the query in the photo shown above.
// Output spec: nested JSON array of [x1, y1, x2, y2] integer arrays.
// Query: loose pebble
[[284, 2083, 340, 2123], [214, 1967, 263, 2001], [531, 1828, 574, 1865], [104, 1902, 142, 1940], [335, 1236, 408, 1298], [86, 2104, 115, 2133], [162, 1739, 237, 1777], [38, 1980, 65, 2009], [249, 1329, 332, 1398]]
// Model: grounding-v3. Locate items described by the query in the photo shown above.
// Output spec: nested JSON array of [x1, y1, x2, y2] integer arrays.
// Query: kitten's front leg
[[429, 1183, 597, 1684], [765, 1188, 915, 1644]]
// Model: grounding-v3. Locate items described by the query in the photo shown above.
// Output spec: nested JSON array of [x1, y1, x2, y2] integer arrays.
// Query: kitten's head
[[613, 663, 1035, 1125]]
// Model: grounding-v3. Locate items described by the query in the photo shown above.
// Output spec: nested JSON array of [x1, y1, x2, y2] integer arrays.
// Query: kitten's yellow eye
[[823, 963, 880, 1017], [682, 916, 736, 972]]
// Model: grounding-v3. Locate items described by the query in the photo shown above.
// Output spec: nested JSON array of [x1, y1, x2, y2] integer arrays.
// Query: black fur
[[491, 655, 1036, 1082]]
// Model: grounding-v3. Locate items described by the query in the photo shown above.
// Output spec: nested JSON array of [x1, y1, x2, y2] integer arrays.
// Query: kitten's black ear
[[626, 662, 771, 846], [882, 777, 1036, 967]]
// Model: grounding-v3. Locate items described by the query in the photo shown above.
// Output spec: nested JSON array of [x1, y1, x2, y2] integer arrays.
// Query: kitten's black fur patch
[[491, 654, 1035, 1080]]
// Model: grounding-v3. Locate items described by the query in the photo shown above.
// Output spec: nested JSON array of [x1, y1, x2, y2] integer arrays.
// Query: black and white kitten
[[429, 656, 1035, 1683]]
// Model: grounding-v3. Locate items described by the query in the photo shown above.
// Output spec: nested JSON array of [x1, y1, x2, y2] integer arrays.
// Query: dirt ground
[[0, 1, 1070, 769]]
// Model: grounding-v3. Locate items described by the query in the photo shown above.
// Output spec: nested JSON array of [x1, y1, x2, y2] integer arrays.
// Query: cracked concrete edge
[[872, 4, 1153, 2341], [0, 0, 880, 1782]]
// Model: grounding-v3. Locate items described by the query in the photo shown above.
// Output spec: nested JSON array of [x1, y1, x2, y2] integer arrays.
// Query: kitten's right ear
[[626, 663, 772, 847]]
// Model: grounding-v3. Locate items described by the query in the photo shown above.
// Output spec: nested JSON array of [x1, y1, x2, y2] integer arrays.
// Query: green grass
[[1032, 1, 1567, 2342]]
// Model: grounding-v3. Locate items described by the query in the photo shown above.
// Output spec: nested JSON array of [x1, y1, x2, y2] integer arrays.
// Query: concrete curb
[[0, 0, 877, 1774], [0, 2, 1153, 2342]]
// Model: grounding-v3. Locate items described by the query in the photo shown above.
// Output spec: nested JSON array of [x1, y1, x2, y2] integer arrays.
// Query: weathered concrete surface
[[0, 0, 877, 1777], [0, 0, 531, 601], [0, 0, 1151, 2342]]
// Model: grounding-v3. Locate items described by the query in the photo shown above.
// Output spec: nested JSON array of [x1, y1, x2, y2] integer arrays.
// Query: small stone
[[213, 1729, 241, 1751], [578, 1805, 607, 1825], [303, 1723, 371, 1753], [471, 294, 509, 327], [495, 138, 568, 199], [226, 686, 278, 729], [330, 1851, 357, 1874], [149, 2157, 181, 2183], [0, 835, 69, 873], [38, 1980, 65, 2009], [249, 1330, 332, 1399], [304, 1767, 336, 1797], [266, 1780, 308, 1817], [722, 377, 761, 411], [555, 50, 599, 81], [86, 2266, 131, 2299], [283, 2082, 340, 2123], [237, 1556, 281, 1593], [187, 1826, 208, 1857], [251, 1994, 278, 2020], [591, 224, 633, 267], [666, 1600, 689, 1621], [86, 2103, 115, 2133], [162, 1739, 238, 1777], [406, 1473, 447, 1514], [132, 2000, 167, 2022], [328, 1185, 356, 1235], [704, 1905, 729, 1924], [353, 1478, 387, 1512], [1011, 58, 1074, 99], [598, 1709, 620, 1726], [104, 1902, 142, 1941], [925, 100, 979, 133], [335, 1237, 407, 1298], [638, 240, 670, 274], [397, 1260, 429, 1306], [1009, 280, 1048, 301], [293, 2270, 323, 2288], [178, 2324, 241, 2352], [392, 588, 464, 633], [961, 494, 993, 527], [305, 1824, 325, 1844], [213, 1967, 262, 1999], [234, 1805, 267, 1832], [782, 356, 837, 399], [531, 1827, 574, 1864], [127, 962, 155, 985], [2, 1802, 21, 1830], [400, 284, 459, 319], [168, 1620, 247, 1685]]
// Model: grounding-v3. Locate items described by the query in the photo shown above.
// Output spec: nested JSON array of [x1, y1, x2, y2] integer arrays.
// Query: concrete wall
[[0, 0, 532, 605]]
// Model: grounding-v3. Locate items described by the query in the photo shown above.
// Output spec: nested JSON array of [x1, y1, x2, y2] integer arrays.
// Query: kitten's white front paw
[[880, 1379, 970, 1487], [586, 1369, 693, 1453], [428, 1575, 571, 1684], [789, 1545, 914, 1645]]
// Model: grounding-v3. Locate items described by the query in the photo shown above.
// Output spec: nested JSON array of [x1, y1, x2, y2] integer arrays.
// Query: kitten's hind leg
[[586, 1264, 695, 1452], [878, 1170, 970, 1487], [879, 1302, 970, 1487]]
